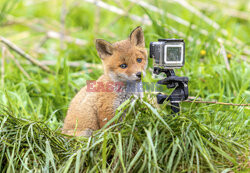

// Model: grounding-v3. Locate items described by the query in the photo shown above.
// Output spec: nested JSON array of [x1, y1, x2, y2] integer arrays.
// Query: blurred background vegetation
[[0, 0, 249, 172]]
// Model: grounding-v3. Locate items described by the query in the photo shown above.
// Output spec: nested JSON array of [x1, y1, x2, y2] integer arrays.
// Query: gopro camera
[[149, 38, 188, 114], [150, 39, 185, 68]]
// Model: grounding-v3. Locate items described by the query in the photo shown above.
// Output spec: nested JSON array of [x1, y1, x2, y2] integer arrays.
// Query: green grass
[[0, 98, 248, 172], [0, 0, 249, 172]]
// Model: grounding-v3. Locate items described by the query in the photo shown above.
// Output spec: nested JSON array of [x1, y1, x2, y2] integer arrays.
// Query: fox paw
[[78, 129, 93, 137], [62, 128, 93, 137]]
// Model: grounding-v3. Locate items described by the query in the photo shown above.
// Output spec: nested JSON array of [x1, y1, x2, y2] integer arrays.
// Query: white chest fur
[[113, 81, 143, 110]]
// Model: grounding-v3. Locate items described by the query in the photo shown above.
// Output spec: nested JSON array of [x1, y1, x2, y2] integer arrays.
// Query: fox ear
[[96, 39, 114, 59], [130, 26, 145, 48]]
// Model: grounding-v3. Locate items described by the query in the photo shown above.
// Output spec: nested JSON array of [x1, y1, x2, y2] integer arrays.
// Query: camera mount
[[154, 67, 189, 114]]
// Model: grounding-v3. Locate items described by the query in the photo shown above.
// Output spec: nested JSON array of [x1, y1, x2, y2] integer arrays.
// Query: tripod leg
[[156, 93, 167, 104], [171, 102, 180, 114]]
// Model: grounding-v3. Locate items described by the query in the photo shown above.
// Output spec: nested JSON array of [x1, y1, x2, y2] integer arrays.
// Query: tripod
[[154, 67, 189, 114]]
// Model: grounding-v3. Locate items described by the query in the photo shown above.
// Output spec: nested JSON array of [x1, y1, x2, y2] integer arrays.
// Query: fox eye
[[120, 64, 127, 69], [137, 58, 142, 63]]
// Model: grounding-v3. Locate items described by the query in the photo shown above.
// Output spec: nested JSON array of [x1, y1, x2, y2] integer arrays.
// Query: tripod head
[[153, 67, 189, 114]]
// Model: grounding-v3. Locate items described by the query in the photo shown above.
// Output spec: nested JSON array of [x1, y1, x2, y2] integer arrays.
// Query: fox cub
[[62, 26, 147, 136]]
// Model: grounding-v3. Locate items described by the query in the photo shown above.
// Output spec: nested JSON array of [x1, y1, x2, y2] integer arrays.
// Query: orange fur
[[62, 26, 147, 136]]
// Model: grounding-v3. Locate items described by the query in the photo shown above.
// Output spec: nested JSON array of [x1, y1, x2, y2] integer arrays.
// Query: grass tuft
[[0, 98, 248, 172]]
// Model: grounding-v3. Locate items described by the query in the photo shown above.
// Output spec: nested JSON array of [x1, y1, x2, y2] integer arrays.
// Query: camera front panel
[[150, 39, 185, 69], [163, 42, 184, 68]]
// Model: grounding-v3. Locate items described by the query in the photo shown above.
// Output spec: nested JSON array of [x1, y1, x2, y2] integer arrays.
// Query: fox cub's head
[[96, 26, 147, 82]]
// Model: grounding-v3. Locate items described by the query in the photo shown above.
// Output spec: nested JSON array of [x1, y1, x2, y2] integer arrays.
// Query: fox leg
[[62, 103, 100, 136]]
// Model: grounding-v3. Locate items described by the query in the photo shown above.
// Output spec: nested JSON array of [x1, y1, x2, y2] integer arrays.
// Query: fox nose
[[136, 72, 142, 79]]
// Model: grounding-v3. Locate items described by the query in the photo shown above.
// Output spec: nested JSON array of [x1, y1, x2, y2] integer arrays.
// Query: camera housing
[[150, 39, 185, 68]]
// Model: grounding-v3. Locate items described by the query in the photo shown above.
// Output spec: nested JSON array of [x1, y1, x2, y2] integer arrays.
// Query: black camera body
[[150, 39, 188, 114]]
